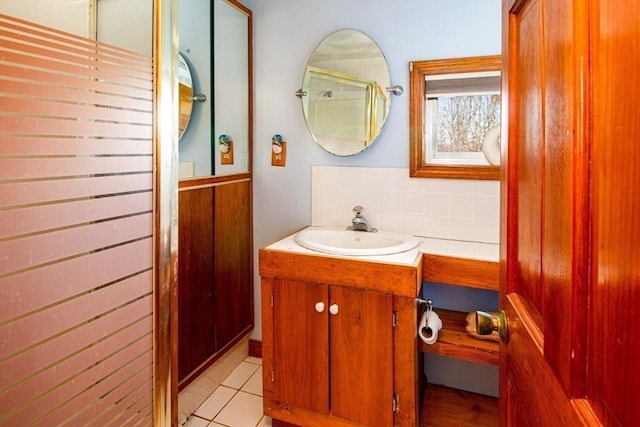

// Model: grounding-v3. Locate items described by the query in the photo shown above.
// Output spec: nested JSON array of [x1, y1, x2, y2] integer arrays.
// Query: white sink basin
[[294, 227, 421, 256]]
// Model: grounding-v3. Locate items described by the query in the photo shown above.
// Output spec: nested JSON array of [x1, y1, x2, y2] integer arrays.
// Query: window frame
[[409, 55, 502, 180]]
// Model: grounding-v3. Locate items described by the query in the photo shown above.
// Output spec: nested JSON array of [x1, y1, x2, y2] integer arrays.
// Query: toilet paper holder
[[416, 297, 433, 312], [416, 298, 442, 345]]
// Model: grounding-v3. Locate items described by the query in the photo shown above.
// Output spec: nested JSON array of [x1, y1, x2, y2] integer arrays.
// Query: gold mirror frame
[[409, 55, 501, 180]]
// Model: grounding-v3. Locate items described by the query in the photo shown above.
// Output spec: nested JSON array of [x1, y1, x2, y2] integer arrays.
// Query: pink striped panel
[[0, 13, 154, 426]]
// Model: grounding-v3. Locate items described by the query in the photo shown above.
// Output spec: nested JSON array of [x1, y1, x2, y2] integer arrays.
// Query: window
[[410, 56, 501, 179]]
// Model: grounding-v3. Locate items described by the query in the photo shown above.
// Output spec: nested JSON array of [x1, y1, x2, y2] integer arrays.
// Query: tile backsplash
[[311, 166, 500, 260]]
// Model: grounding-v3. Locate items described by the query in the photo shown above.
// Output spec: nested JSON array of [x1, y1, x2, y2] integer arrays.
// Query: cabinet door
[[178, 187, 216, 380], [273, 280, 330, 414], [330, 286, 394, 426], [214, 180, 253, 349]]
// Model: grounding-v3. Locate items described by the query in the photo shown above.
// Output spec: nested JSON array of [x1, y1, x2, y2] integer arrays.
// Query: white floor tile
[[194, 385, 236, 420], [221, 361, 260, 389], [213, 391, 263, 427], [240, 366, 263, 396], [179, 337, 249, 422], [182, 415, 210, 427], [257, 416, 273, 426], [245, 356, 262, 365]]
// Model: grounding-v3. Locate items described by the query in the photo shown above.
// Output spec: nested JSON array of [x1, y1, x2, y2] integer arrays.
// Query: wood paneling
[[178, 178, 253, 386], [178, 186, 216, 380], [214, 180, 253, 349]]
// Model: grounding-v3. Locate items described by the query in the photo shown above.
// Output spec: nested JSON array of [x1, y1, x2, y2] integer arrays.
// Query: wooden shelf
[[418, 309, 499, 365], [421, 383, 498, 427], [422, 254, 499, 291]]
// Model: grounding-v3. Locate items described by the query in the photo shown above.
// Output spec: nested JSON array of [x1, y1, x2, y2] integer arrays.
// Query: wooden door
[[273, 279, 330, 414], [178, 187, 216, 381], [503, 0, 640, 425], [214, 180, 253, 349], [330, 287, 393, 426], [587, 1, 640, 424]]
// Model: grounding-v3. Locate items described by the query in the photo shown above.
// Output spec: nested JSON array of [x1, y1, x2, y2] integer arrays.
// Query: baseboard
[[249, 339, 262, 358]]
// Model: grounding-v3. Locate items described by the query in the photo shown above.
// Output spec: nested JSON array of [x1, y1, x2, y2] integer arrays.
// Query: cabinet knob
[[315, 302, 325, 313], [329, 304, 339, 315]]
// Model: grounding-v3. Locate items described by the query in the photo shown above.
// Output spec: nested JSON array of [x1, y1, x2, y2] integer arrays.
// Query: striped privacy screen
[[0, 14, 154, 426]]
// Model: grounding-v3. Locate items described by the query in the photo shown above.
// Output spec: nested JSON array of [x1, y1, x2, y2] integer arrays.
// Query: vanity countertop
[[265, 228, 423, 267]]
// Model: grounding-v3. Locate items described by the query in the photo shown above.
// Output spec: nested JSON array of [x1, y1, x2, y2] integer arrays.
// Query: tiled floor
[[181, 356, 272, 427]]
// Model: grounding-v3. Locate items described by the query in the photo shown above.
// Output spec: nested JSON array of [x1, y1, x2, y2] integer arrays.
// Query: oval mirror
[[299, 30, 392, 156], [178, 53, 194, 140]]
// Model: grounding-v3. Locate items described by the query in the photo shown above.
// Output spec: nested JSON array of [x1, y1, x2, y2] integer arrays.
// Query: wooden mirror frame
[[409, 55, 501, 180]]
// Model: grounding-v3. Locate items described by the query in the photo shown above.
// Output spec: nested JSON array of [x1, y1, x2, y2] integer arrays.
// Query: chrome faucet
[[347, 205, 377, 232]]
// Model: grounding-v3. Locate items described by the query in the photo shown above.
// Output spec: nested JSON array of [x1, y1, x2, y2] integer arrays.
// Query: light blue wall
[[246, 0, 501, 397], [247, 0, 501, 327], [178, 0, 212, 177]]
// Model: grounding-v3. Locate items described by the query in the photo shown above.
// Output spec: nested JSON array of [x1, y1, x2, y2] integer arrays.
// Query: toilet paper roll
[[419, 309, 443, 345]]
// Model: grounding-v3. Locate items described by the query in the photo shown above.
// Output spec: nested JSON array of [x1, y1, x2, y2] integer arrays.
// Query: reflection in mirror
[[213, 0, 250, 175], [178, 53, 194, 140], [410, 55, 501, 180], [298, 30, 393, 156], [178, 0, 251, 179]]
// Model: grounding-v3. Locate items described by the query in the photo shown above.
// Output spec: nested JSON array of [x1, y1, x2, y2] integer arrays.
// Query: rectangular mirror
[[410, 56, 501, 180], [178, 0, 251, 179]]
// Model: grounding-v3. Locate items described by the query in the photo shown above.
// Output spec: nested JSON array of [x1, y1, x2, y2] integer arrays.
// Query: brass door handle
[[475, 310, 508, 343]]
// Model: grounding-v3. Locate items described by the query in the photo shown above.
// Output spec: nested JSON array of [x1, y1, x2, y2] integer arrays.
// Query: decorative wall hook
[[272, 134, 283, 151], [190, 93, 207, 102], [218, 134, 231, 151], [271, 134, 286, 167], [218, 134, 234, 164], [385, 85, 404, 96]]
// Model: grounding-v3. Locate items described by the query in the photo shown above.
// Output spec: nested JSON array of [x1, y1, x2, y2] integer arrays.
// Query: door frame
[[153, 0, 180, 425]]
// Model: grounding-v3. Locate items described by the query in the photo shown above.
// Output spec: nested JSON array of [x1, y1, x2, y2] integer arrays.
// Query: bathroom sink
[[294, 227, 421, 256]]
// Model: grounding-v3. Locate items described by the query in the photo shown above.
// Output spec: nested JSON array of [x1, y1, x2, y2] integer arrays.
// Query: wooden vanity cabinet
[[260, 248, 422, 427], [272, 279, 393, 426]]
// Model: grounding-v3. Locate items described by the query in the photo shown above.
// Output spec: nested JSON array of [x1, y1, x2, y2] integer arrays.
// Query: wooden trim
[[178, 172, 251, 189], [248, 339, 262, 359], [422, 254, 499, 291], [259, 249, 422, 298], [409, 55, 502, 180]]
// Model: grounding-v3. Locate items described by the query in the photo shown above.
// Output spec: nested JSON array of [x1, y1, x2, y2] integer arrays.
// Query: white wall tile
[[358, 167, 381, 189], [425, 192, 450, 217], [449, 194, 475, 218], [379, 168, 407, 190], [474, 242, 500, 260], [473, 194, 499, 219], [311, 166, 500, 254]]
